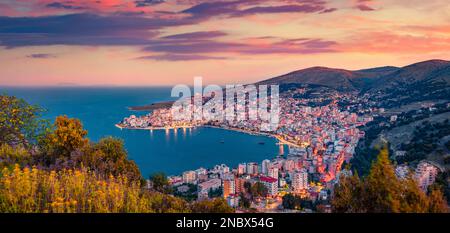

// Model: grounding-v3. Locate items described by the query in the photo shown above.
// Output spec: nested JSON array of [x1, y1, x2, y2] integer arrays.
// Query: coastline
[[115, 123, 195, 130], [115, 123, 302, 147], [204, 125, 302, 148], [202, 125, 273, 137]]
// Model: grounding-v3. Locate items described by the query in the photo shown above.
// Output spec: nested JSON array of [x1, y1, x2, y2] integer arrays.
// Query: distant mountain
[[134, 59, 449, 111], [257, 67, 359, 91], [368, 59, 450, 91], [356, 66, 400, 75], [256, 59, 450, 95], [352, 66, 401, 90]]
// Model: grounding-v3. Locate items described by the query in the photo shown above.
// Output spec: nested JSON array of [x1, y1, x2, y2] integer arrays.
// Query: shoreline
[[115, 124, 195, 130], [115, 123, 302, 147], [203, 125, 302, 148]]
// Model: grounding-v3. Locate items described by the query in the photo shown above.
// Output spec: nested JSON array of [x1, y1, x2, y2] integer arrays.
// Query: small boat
[[258, 142, 265, 145]]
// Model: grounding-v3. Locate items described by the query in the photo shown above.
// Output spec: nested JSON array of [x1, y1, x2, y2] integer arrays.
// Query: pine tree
[[427, 185, 449, 213], [332, 145, 449, 213], [363, 146, 402, 212], [399, 175, 429, 213], [332, 172, 363, 212]]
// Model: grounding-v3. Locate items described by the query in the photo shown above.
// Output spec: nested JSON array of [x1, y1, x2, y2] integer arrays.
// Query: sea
[[0, 87, 285, 177]]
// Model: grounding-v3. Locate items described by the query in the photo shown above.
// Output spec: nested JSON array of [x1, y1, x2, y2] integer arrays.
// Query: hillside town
[[120, 89, 446, 212], [117, 91, 352, 210]]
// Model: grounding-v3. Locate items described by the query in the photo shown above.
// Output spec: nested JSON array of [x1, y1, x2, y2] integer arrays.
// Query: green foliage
[[208, 187, 223, 198], [41, 115, 88, 161], [282, 194, 316, 211], [0, 95, 49, 147], [38, 117, 141, 182], [398, 120, 450, 164], [0, 165, 150, 213], [352, 105, 450, 176], [190, 198, 234, 213], [250, 182, 268, 198], [427, 186, 449, 213], [0, 96, 235, 213], [238, 193, 251, 208], [80, 137, 141, 182], [363, 147, 402, 212], [282, 193, 302, 210], [434, 171, 450, 204], [351, 147, 379, 177], [0, 143, 32, 168], [330, 173, 363, 212], [149, 172, 170, 193], [333, 146, 449, 213], [243, 181, 252, 192], [173, 184, 197, 201], [147, 192, 190, 213]]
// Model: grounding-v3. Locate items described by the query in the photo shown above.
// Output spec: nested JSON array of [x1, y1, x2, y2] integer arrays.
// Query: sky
[[0, 0, 449, 86]]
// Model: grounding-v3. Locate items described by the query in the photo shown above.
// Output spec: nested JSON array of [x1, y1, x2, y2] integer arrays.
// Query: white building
[[182, 170, 197, 184], [213, 164, 230, 175], [246, 162, 259, 175], [292, 168, 308, 192], [283, 159, 295, 172], [415, 161, 440, 191], [260, 176, 278, 196], [222, 178, 235, 198], [261, 159, 271, 175], [268, 166, 279, 180], [198, 178, 222, 199], [238, 163, 246, 175], [195, 167, 207, 176]]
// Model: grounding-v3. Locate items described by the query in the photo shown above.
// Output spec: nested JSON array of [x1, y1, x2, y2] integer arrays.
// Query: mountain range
[[257, 59, 450, 93], [132, 59, 450, 110]]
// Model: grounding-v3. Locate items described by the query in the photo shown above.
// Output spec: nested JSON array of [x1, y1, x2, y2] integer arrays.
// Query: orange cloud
[[340, 31, 450, 54]]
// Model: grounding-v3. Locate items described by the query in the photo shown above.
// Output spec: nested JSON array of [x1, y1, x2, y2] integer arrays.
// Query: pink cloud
[[340, 31, 450, 53], [355, 4, 375, 11]]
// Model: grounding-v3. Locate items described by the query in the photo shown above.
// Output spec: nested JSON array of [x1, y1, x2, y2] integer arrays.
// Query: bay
[[0, 87, 283, 177]]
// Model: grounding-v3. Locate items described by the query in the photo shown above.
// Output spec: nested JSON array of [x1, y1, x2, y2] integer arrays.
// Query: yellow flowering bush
[[0, 165, 152, 213]]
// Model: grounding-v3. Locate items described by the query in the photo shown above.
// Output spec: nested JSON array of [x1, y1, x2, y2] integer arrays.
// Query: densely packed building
[[131, 91, 443, 211]]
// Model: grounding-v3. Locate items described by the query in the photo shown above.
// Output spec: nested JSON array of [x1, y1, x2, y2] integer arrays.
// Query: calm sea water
[[0, 87, 283, 177]]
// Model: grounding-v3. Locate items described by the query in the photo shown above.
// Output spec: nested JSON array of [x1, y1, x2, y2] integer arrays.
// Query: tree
[[41, 115, 88, 161], [433, 171, 450, 204], [190, 198, 234, 213], [331, 172, 363, 213], [208, 187, 223, 198], [148, 192, 190, 213], [243, 181, 252, 193], [250, 182, 268, 198], [282, 193, 302, 210], [363, 146, 402, 212], [150, 172, 170, 193], [88, 137, 141, 181], [0, 96, 241, 213], [427, 185, 449, 213], [0, 95, 48, 147], [0, 143, 32, 168], [238, 193, 251, 208], [0, 165, 151, 213], [400, 175, 429, 213], [332, 145, 449, 213]]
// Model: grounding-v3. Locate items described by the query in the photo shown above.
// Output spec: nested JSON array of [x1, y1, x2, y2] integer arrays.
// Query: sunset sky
[[0, 0, 449, 86]]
